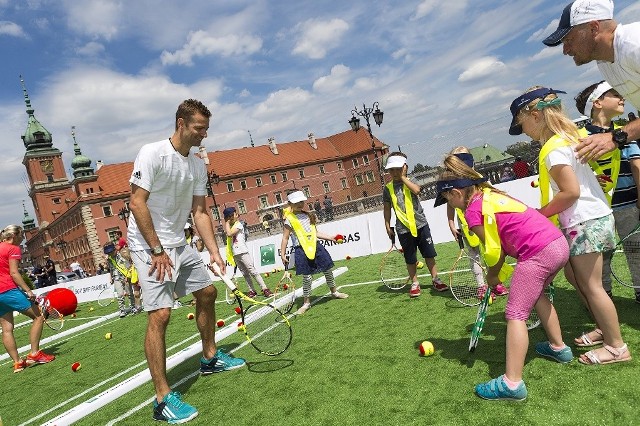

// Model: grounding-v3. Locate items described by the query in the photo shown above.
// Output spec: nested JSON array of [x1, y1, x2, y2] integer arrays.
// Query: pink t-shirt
[[465, 193, 563, 261], [0, 242, 21, 293]]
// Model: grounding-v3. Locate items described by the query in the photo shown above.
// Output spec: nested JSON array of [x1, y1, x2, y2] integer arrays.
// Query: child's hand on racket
[[386, 226, 395, 242]]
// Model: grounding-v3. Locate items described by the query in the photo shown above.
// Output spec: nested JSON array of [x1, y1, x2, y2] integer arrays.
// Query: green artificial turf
[[1, 240, 639, 425]]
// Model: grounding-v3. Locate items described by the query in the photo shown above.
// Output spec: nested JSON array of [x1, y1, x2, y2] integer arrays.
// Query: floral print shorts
[[563, 214, 616, 256]]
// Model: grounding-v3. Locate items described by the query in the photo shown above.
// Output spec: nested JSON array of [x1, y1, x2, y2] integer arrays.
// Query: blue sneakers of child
[[535, 341, 574, 363], [153, 391, 198, 424], [200, 349, 246, 375], [475, 375, 528, 401]]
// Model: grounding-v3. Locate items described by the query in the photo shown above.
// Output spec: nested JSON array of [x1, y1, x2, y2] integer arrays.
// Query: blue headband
[[508, 87, 566, 135]]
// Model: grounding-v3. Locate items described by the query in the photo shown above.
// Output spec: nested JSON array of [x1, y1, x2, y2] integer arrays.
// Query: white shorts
[[131, 245, 211, 311]]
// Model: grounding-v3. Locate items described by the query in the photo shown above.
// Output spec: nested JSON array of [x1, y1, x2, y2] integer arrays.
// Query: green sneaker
[[153, 391, 198, 424]]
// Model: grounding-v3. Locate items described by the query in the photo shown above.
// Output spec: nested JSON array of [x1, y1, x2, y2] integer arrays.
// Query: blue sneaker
[[200, 349, 246, 375], [153, 391, 198, 424], [535, 341, 573, 364], [475, 376, 527, 401]]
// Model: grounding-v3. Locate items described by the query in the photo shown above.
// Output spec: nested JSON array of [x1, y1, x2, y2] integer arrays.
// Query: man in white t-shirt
[[128, 99, 245, 424], [543, 0, 640, 162], [69, 261, 85, 278]]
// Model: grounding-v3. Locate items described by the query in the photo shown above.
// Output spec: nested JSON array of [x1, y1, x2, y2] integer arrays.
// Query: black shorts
[[397, 225, 437, 264]]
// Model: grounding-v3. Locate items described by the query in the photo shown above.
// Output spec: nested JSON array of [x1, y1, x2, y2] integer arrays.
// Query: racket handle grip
[[208, 263, 237, 291], [456, 230, 464, 249]]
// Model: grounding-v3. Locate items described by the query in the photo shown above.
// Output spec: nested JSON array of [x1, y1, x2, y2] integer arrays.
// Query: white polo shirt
[[598, 23, 640, 109], [127, 139, 208, 250]]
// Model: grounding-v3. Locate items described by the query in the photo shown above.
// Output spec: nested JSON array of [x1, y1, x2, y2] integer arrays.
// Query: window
[[362, 155, 370, 165], [259, 196, 268, 209], [323, 181, 330, 193], [238, 201, 247, 214], [107, 228, 120, 242], [270, 174, 277, 184], [319, 165, 325, 174], [256, 177, 263, 187], [355, 174, 364, 186], [336, 161, 342, 171], [366, 171, 375, 182], [302, 186, 310, 198], [298, 169, 305, 179], [274, 192, 283, 204], [53, 198, 61, 204], [211, 206, 220, 222], [226, 181, 234, 192], [281, 172, 288, 182], [102, 205, 113, 217], [352, 159, 358, 168], [47, 174, 54, 183], [346, 195, 352, 201], [240, 180, 247, 190], [340, 178, 348, 189]]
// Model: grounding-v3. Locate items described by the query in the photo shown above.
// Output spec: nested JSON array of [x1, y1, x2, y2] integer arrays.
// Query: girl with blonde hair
[[509, 86, 629, 365]]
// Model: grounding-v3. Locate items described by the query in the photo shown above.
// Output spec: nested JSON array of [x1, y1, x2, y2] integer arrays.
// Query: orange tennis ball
[[283, 283, 289, 290], [187, 312, 195, 320], [530, 180, 539, 188], [419, 341, 435, 356], [234, 307, 242, 314], [216, 319, 225, 327], [71, 362, 81, 372], [72, 313, 77, 318], [336, 238, 344, 244]]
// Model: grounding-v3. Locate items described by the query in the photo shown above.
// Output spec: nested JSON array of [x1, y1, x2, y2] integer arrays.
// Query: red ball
[[234, 307, 242, 314], [283, 284, 289, 290], [71, 362, 81, 372], [216, 319, 225, 327], [46, 288, 78, 316]]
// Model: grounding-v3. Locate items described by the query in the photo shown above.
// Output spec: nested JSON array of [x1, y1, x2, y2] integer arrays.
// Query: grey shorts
[[131, 245, 211, 311]]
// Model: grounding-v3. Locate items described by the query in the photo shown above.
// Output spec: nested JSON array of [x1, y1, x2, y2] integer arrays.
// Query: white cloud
[[292, 18, 349, 59], [413, 0, 468, 20], [458, 57, 507, 82], [313, 64, 350, 94], [530, 46, 561, 61], [75, 41, 105, 57], [161, 31, 262, 66], [253, 88, 313, 121], [528, 19, 559, 42], [64, 0, 122, 40], [0, 21, 27, 38], [458, 86, 514, 109]]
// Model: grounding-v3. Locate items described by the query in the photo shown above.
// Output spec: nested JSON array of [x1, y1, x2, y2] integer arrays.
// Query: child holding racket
[[223, 207, 273, 298], [280, 190, 348, 315], [436, 157, 571, 401], [509, 86, 630, 366], [383, 152, 447, 297], [575, 81, 640, 301], [0, 225, 55, 372]]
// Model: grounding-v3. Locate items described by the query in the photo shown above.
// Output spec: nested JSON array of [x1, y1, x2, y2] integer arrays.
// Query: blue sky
[[1, 0, 640, 229]]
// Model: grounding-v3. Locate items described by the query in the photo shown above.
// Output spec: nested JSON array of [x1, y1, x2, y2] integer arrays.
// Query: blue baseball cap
[[223, 207, 236, 218], [508, 87, 566, 135]]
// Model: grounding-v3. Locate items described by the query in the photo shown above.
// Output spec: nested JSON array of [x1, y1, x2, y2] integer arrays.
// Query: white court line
[[43, 267, 348, 426]]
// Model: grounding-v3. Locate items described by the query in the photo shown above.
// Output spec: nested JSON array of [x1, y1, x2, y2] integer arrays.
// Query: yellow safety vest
[[588, 123, 622, 205], [480, 188, 526, 282], [284, 209, 317, 260], [225, 222, 240, 267], [455, 208, 480, 247], [108, 257, 131, 280], [386, 182, 418, 237], [538, 128, 588, 226]]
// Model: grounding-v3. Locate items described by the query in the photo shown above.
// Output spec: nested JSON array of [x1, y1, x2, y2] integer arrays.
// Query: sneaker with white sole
[[247, 290, 258, 298], [200, 349, 246, 375], [475, 375, 527, 401], [535, 341, 573, 364], [432, 277, 448, 292], [14, 359, 27, 373], [409, 283, 421, 298], [153, 391, 198, 424], [26, 350, 55, 366], [493, 284, 509, 296]]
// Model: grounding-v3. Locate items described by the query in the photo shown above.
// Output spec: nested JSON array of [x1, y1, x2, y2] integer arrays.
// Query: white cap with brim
[[543, 0, 614, 47], [385, 155, 407, 170], [287, 190, 307, 204]]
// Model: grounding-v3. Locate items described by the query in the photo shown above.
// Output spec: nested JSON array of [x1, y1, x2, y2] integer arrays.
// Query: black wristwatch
[[151, 245, 164, 256], [612, 128, 629, 148]]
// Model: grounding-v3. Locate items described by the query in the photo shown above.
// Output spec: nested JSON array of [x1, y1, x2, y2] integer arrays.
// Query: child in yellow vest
[[383, 152, 447, 297], [575, 81, 640, 301], [509, 86, 630, 365], [280, 191, 348, 315], [436, 155, 572, 401], [223, 207, 272, 298]]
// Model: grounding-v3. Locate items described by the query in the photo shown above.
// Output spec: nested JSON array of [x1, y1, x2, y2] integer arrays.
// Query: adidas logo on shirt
[[132, 171, 141, 179]]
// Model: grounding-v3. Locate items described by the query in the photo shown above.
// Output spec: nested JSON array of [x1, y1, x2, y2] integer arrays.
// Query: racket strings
[[380, 249, 409, 290], [244, 305, 291, 355]]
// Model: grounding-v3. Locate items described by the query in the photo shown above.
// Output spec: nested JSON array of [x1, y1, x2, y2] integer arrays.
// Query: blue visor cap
[[454, 152, 474, 168], [433, 177, 488, 207], [508, 87, 566, 135]]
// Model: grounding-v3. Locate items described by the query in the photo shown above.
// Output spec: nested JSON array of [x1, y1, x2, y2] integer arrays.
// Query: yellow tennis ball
[[105, 332, 112, 340], [416, 261, 424, 269], [187, 312, 195, 320], [419, 341, 434, 356], [488, 295, 494, 305], [89, 307, 94, 312]]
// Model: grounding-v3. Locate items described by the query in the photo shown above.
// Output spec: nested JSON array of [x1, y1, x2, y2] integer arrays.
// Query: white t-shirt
[[598, 23, 640, 110], [229, 222, 249, 256], [127, 139, 207, 250], [545, 145, 612, 228]]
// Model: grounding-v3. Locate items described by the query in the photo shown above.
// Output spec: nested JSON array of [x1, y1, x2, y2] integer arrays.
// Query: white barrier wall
[[39, 177, 541, 302]]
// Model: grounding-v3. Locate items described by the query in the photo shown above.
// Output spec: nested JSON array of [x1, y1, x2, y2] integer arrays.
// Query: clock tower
[[20, 76, 72, 225]]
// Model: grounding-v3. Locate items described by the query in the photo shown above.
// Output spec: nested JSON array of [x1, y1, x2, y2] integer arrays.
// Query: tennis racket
[[225, 266, 238, 305], [273, 261, 296, 314], [36, 296, 64, 331], [209, 263, 292, 356], [525, 283, 555, 330], [98, 283, 116, 307], [610, 222, 640, 289], [450, 232, 486, 307], [380, 228, 409, 290], [469, 284, 491, 352]]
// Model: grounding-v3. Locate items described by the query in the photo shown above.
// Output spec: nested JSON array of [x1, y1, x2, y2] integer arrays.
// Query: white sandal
[[579, 344, 632, 365], [574, 328, 603, 347]]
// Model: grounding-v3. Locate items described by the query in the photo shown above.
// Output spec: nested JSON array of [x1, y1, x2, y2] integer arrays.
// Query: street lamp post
[[207, 171, 221, 223], [118, 206, 130, 226], [56, 238, 68, 267], [349, 102, 385, 192]]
